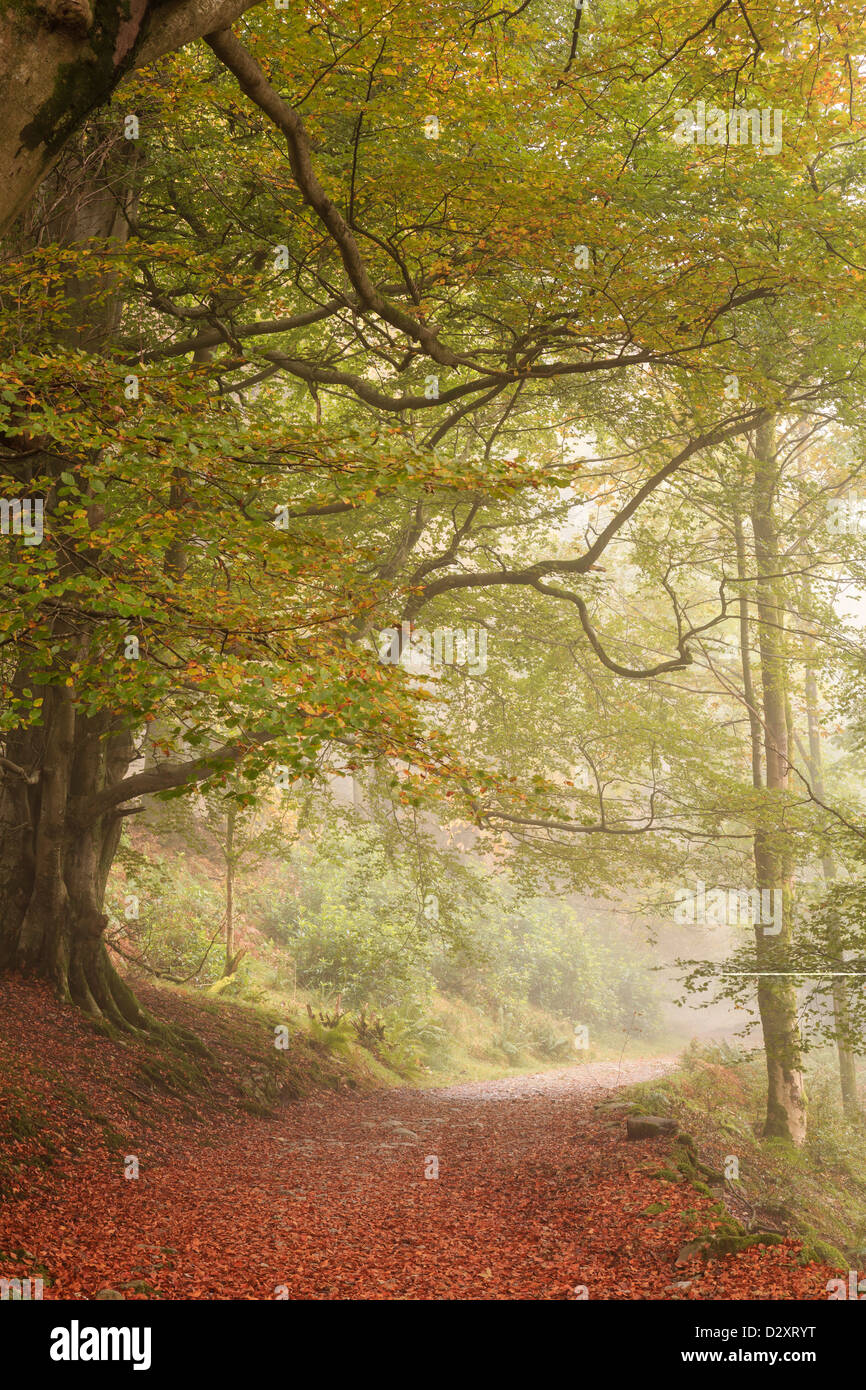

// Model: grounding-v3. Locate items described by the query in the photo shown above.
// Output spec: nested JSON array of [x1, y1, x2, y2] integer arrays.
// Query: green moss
[[5, 1104, 45, 1141], [137, 1047, 206, 1097], [656, 1166, 683, 1182], [0, 1246, 55, 1287], [792, 1220, 848, 1271], [763, 1135, 809, 1168], [120, 1279, 162, 1297], [101, 1125, 129, 1154], [18, 0, 143, 156], [796, 1236, 847, 1270], [669, 1135, 724, 1188], [680, 1201, 785, 1261]]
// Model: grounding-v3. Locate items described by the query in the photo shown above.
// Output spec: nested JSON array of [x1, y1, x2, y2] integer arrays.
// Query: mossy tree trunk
[[223, 803, 236, 976], [0, 0, 262, 233]]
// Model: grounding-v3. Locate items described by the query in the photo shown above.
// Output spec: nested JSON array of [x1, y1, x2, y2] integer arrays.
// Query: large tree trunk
[[749, 419, 807, 1144], [0, 0, 261, 234], [0, 122, 154, 1029], [0, 692, 150, 1029]]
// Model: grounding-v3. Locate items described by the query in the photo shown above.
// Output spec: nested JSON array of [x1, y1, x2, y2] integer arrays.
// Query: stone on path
[[626, 1114, 677, 1140]]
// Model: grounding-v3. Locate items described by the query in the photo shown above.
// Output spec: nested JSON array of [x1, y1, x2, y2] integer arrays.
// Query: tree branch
[[0, 755, 39, 785], [204, 27, 463, 368], [77, 729, 276, 824], [406, 406, 772, 615]]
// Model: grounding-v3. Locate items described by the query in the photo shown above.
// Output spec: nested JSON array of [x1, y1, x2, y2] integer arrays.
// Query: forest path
[[433, 1055, 672, 1102], [0, 1024, 833, 1300]]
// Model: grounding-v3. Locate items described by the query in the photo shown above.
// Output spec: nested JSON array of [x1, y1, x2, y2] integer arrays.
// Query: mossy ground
[[624, 1042, 866, 1271]]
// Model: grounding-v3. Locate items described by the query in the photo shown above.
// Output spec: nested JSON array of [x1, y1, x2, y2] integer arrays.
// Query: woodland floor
[[0, 980, 836, 1300]]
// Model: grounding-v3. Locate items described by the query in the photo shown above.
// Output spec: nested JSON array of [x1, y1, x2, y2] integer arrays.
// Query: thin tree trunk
[[224, 804, 235, 976], [802, 638, 859, 1119], [749, 418, 807, 1144], [733, 506, 763, 790]]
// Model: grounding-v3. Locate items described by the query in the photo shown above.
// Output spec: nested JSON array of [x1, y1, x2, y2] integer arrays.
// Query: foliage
[[106, 855, 225, 987]]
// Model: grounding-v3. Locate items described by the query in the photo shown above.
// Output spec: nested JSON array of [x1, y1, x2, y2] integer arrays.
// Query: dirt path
[[435, 1056, 673, 1102], [1, 1041, 833, 1300]]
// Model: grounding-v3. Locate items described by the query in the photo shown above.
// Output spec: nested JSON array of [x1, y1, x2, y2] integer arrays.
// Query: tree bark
[[801, 638, 859, 1119], [0, 0, 262, 233], [223, 803, 235, 976], [749, 418, 807, 1144], [1, 121, 168, 1030], [0, 695, 150, 1027], [733, 505, 763, 790]]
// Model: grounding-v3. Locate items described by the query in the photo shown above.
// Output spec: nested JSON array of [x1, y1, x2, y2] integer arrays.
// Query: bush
[[285, 899, 433, 1009], [107, 863, 225, 987]]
